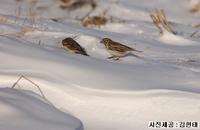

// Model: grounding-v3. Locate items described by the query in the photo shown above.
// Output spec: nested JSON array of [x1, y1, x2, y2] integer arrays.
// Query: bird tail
[[81, 51, 89, 56], [134, 49, 143, 53], [75, 51, 89, 56], [84, 53, 90, 56]]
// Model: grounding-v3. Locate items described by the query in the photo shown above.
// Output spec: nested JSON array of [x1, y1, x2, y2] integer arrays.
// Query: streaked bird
[[100, 38, 142, 60], [62, 37, 89, 56]]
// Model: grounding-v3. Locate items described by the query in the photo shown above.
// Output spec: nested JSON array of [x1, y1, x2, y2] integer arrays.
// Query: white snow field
[[0, 0, 200, 130]]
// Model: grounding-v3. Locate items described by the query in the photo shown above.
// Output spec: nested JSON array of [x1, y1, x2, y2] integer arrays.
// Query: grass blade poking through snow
[[150, 9, 176, 35], [11, 75, 55, 106], [12, 75, 46, 99]]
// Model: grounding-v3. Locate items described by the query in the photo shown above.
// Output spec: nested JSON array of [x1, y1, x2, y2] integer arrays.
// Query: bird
[[100, 38, 142, 60], [62, 37, 89, 56]]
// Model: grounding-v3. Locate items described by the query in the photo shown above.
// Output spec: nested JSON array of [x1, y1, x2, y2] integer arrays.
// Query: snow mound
[[159, 31, 199, 46], [0, 88, 83, 130]]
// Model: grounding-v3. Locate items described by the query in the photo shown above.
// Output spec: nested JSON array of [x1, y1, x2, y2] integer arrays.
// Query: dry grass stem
[[190, 2, 200, 13], [15, 26, 35, 37], [150, 9, 176, 35], [15, 0, 21, 23], [12, 75, 46, 99], [190, 30, 199, 38], [11, 75, 55, 106]]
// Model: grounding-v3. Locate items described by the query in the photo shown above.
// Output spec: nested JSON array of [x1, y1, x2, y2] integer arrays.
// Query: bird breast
[[63, 45, 76, 53], [107, 50, 127, 57]]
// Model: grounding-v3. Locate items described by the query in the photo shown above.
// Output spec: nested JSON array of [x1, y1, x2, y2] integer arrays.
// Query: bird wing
[[72, 42, 89, 56], [112, 41, 142, 53], [111, 42, 134, 52]]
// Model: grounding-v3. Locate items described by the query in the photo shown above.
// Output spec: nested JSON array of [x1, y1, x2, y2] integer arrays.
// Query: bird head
[[100, 38, 112, 44], [62, 37, 74, 46]]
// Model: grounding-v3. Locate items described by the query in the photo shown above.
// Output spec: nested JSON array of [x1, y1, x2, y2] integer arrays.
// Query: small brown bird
[[62, 37, 89, 56], [100, 38, 142, 60]]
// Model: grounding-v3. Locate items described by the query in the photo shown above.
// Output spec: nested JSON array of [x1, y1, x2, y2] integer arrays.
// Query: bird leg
[[107, 56, 116, 59], [113, 57, 120, 60], [107, 56, 121, 60]]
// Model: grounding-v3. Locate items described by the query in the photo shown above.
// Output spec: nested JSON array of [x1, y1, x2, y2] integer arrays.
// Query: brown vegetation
[[150, 9, 176, 35], [190, 2, 200, 13], [59, 0, 96, 10], [81, 16, 108, 27]]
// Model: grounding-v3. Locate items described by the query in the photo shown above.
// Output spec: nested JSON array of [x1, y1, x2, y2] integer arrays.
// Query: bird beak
[[100, 40, 103, 43]]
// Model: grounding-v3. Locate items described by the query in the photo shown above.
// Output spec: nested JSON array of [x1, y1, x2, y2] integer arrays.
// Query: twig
[[16, 83, 22, 89], [190, 30, 199, 38], [11, 75, 55, 106], [12, 75, 46, 99], [12, 75, 23, 88], [38, 40, 41, 45]]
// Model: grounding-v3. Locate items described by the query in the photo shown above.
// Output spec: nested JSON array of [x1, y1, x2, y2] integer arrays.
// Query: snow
[[0, 0, 200, 130], [0, 88, 83, 130], [159, 30, 199, 46]]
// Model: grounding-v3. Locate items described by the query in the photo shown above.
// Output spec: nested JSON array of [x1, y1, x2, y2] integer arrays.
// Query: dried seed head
[[82, 16, 108, 27], [150, 9, 176, 35]]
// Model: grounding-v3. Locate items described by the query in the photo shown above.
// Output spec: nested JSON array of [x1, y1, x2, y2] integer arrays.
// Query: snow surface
[[0, 0, 200, 130], [0, 88, 83, 130]]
